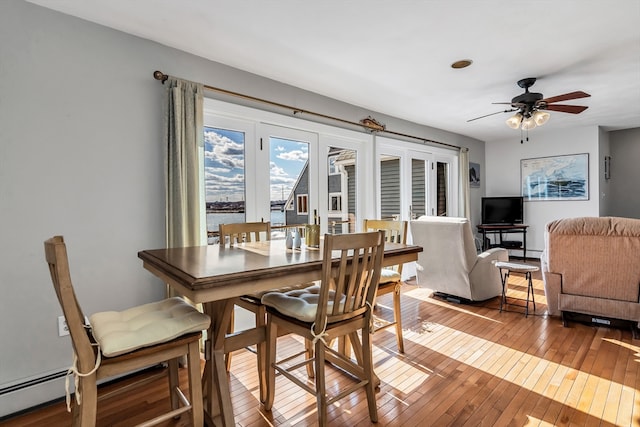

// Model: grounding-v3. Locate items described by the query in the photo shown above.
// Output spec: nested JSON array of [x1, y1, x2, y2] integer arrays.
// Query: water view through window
[[204, 126, 308, 241]]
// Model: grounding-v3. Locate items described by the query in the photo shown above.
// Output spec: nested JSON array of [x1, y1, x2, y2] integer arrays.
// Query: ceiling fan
[[468, 77, 591, 131]]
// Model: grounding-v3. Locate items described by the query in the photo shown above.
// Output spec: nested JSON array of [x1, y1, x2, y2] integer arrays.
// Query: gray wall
[[609, 128, 640, 218], [0, 0, 485, 415]]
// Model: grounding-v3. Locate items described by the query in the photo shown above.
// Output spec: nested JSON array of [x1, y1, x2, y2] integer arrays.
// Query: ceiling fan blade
[[545, 104, 589, 114], [467, 109, 515, 122], [542, 91, 591, 104]]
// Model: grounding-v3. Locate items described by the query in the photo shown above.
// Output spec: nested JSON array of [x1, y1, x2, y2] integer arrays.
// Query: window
[[203, 123, 249, 244], [325, 146, 358, 234], [329, 193, 342, 212], [268, 132, 310, 227], [328, 155, 339, 175], [296, 194, 308, 215]]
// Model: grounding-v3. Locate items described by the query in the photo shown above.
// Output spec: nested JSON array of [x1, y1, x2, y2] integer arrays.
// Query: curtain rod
[[153, 70, 462, 151]]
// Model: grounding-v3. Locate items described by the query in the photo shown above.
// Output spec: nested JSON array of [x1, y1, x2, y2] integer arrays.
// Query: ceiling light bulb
[[533, 110, 550, 126], [521, 116, 537, 130], [506, 113, 523, 129]]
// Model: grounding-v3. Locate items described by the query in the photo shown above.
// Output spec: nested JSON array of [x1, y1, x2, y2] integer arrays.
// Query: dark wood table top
[[138, 239, 422, 303]]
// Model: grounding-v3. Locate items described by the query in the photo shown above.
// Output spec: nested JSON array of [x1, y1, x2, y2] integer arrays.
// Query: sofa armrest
[[468, 248, 509, 301], [542, 268, 562, 317]]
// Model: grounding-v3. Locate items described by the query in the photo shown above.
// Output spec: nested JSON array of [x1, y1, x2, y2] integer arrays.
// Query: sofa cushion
[[90, 297, 210, 357]]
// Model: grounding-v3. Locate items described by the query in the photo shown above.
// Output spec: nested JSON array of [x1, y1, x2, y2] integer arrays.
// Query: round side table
[[494, 261, 540, 317]]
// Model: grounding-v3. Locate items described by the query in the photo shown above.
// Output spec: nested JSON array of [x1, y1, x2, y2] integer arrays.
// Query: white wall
[[485, 126, 602, 257], [0, 0, 485, 416]]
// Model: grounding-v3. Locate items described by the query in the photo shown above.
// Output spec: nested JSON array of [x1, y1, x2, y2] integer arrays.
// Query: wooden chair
[[44, 236, 209, 426], [363, 218, 408, 353], [218, 221, 271, 401], [262, 231, 385, 426]]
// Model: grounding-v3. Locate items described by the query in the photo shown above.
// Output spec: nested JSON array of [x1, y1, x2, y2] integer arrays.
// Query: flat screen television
[[481, 196, 524, 225]]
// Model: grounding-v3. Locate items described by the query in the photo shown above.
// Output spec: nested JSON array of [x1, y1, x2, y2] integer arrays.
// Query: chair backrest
[[44, 236, 96, 373], [363, 219, 408, 274], [314, 231, 385, 334], [219, 221, 271, 246], [410, 216, 478, 298]]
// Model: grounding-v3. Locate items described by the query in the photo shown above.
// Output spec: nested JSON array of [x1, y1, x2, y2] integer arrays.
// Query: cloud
[[270, 161, 288, 177], [277, 150, 308, 162], [204, 130, 244, 170]]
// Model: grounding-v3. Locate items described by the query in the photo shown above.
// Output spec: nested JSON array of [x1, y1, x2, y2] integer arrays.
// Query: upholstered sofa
[[410, 216, 508, 302], [541, 216, 640, 328]]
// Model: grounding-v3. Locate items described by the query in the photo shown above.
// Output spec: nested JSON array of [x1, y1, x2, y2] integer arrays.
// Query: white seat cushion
[[378, 267, 401, 284], [90, 297, 211, 357], [262, 285, 345, 323]]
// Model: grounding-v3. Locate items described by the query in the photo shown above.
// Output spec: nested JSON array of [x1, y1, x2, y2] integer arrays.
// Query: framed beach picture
[[520, 153, 589, 201]]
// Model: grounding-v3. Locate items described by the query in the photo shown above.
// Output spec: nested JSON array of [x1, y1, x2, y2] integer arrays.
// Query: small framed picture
[[469, 162, 480, 188]]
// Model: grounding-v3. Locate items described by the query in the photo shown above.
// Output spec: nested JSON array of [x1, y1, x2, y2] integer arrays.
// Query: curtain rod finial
[[153, 70, 168, 83]]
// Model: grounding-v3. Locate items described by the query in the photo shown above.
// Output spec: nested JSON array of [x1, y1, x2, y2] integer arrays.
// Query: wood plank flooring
[[3, 263, 640, 426]]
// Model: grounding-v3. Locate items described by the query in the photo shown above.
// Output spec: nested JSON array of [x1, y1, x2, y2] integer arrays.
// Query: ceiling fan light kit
[[470, 77, 590, 137], [521, 116, 537, 130], [533, 110, 550, 126], [507, 110, 551, 130], [506, 113, 523, 129]]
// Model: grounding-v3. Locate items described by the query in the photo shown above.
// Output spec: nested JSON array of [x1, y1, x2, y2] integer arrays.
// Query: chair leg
[[304, 339, 315, 378], [168, 358, 180, 410], [392, 287, 404, 353], [314, 339, 328, 427], [361, 328, 378, 423], [187, 340, 204, 427], [263, 319, 277, 411], [74, 374, 98, 427], [255, 305, 267, 403], [348, 332, 364, 366], [225, 308, 235, 371]]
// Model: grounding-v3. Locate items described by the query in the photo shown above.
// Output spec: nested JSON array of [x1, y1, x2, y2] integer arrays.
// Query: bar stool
[[494, 261, 539, 317]]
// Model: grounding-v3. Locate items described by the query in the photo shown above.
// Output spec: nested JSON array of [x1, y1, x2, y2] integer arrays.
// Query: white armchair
[[410, 216, 508, 301]]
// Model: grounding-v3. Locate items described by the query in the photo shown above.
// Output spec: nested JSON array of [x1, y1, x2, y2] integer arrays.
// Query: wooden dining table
[[138, 238, 422, 426]]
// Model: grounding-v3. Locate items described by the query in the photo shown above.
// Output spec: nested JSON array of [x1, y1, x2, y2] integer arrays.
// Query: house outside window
[[328, 155, 340, 175]]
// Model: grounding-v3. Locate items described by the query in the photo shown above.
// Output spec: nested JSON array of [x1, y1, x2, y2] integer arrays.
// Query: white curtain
[[164, 77, 206, 250], [459, 147, 471, 220]]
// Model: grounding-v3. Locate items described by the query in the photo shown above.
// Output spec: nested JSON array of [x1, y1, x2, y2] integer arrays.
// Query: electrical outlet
[[58, 315, 69, 337]]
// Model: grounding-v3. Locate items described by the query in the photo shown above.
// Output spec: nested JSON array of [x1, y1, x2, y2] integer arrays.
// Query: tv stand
[[477, 224, 529, 260]]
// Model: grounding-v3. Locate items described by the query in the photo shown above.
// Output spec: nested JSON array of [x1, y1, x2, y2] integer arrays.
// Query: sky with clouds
[[204, 126, 308, 203]]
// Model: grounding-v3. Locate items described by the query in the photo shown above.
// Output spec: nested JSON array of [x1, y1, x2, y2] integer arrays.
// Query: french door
[[202, 115, 317, 241], [377, 137, 458, 221]]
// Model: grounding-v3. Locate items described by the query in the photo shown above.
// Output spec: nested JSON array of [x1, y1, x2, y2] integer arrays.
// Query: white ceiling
[[27, 0, 640, 141]]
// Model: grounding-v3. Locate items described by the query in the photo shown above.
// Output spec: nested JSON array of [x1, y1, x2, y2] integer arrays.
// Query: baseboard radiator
[[0, 370, 67, 397]]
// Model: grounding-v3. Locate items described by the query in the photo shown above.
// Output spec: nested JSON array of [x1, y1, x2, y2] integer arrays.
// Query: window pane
[[411, 159, 426, 218], [271, 137, 309, 228], [437, 162, 448, 216], [328, 147, 356, 234], [204, 127, 246, 244], [380, 156, 400, 220]]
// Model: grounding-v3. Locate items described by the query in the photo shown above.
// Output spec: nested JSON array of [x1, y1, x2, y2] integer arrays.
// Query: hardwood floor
[[4, 264, 640, 426]]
